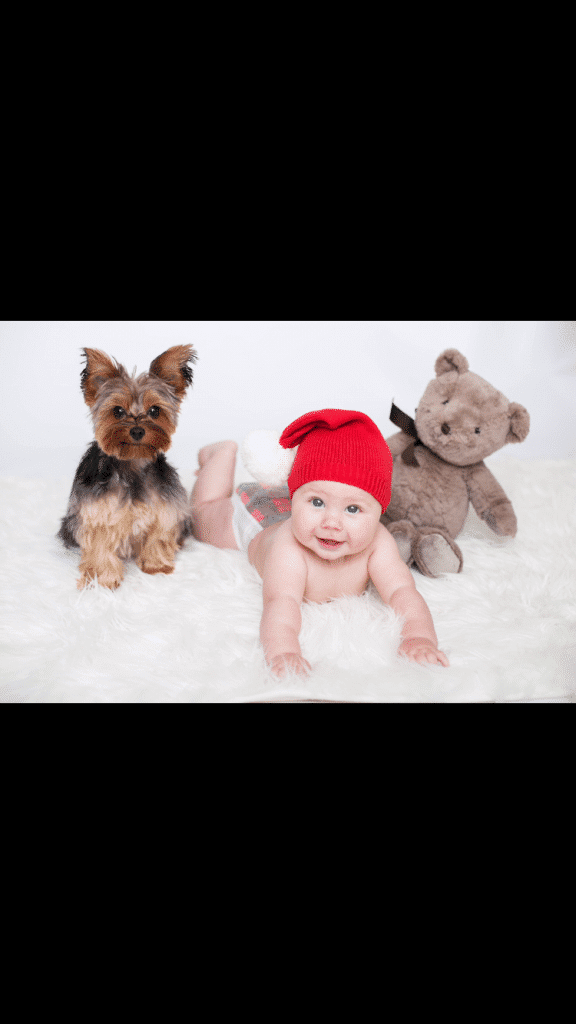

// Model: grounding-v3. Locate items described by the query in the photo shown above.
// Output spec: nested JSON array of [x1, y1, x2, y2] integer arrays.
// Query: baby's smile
[[290, 480, 383, 563]]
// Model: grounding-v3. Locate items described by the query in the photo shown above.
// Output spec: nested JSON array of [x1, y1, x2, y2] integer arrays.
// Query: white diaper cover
[[230, 483, 292, 553], [231, 488, 263, 553]]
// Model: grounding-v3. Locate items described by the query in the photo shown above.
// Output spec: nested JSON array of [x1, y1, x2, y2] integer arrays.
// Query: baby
[[191, 409, 449, 676]]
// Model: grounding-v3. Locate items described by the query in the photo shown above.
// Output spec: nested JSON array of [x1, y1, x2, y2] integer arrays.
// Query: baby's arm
[[260, 538, 311, 677], [369, 527, 449, 667]]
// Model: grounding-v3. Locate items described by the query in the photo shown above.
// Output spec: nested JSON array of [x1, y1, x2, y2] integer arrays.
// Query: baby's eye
[[346, 505, 361, 515], [475, 427, 481, 435], [442, 399, 450, 406], [312, 498, 324, 508], [148, 406, 161, 419], [113, 407, 126, 419]]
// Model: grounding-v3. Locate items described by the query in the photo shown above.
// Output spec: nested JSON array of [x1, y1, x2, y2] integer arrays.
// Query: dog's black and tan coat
[[59, 345, 196, 589]]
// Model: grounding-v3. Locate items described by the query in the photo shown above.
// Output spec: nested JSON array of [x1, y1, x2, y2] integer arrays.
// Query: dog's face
[[81, 346, 196, 461]]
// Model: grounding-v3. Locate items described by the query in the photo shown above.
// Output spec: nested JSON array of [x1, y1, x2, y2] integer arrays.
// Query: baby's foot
[[198, 440, 238, 469]]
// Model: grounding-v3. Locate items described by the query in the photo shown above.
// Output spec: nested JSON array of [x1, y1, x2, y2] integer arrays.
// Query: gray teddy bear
[[383, 349, 531, 577]]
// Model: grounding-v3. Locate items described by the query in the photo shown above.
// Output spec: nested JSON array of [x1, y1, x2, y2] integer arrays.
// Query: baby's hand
[[400, 638, 450, 667], [269, 654, 312, 678]]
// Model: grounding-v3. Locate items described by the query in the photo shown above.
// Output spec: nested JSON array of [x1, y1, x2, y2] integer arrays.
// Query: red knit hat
[[279, 409, 394, 512]]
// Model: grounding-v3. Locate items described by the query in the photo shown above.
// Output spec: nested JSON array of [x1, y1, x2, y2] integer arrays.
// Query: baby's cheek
[[354, 517, 377, 540], [292, 509, 315, 535]]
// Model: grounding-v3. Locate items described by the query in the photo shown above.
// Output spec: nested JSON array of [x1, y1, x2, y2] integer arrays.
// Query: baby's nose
[[322, 510, 342, 528]]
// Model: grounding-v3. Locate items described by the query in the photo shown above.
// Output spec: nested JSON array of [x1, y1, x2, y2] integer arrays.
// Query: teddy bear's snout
[[441, 422, 451, 435]]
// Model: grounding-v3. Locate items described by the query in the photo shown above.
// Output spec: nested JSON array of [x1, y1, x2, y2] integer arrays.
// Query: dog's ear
[[81, 349, 126, 407], [149, 345, 197, 400]]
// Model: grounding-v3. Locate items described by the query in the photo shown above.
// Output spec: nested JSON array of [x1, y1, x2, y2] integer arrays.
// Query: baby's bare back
[[249, 519, 373, 603]]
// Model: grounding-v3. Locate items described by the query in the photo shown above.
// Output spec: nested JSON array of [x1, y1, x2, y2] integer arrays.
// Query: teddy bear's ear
[[507, 403, 530, 444], [435, 349, 470, 377]]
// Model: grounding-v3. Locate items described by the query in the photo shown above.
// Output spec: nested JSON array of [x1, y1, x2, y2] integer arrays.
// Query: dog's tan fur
[[77, 493, 188, 588], [59, 345, 197, 589]]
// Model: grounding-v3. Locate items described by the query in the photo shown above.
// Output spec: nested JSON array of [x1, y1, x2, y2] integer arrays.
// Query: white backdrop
[[1, 320, 574, 479]]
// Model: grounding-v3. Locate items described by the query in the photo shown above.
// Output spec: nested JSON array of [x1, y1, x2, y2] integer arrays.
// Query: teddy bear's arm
[[465, 463, 518, 537], [386, 431, 414, 458]]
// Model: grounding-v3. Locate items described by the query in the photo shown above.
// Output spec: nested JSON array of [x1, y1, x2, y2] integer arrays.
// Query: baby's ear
[[81, 349, 125, 407], [507, 403, 531, 444], [435, 349, 470, 376], [149, 345, 197, 400]]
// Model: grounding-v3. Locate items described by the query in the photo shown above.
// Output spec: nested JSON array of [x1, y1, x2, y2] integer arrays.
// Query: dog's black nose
[[130, 427, 146, 441], [442, 423, 451, 435]]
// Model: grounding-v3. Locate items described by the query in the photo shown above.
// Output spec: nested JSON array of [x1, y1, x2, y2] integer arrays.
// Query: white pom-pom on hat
[[241, 430, 297, 487]]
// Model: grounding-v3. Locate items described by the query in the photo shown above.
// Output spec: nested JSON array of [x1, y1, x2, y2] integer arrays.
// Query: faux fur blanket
[[1, 459, 575, 703]]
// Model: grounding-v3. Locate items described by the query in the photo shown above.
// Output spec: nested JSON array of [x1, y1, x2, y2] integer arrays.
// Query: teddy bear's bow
[[390, 403, 424, 467]]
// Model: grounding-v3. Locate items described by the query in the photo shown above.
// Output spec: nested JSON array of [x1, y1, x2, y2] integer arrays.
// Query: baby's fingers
[[270, 654, 312, 678], [415, 651, 436, 666], [420, 650, 449, 667], [403, 643, 450, 668]]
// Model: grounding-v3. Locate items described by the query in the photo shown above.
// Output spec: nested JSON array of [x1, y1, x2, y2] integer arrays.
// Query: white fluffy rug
[[1, 459, 575, 703]]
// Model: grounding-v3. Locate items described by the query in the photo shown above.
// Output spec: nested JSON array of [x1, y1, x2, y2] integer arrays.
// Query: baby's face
[[291, 481, 382, 561]]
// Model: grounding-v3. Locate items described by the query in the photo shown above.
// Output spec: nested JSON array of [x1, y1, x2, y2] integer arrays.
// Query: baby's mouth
[[319, 538, 344, 549]]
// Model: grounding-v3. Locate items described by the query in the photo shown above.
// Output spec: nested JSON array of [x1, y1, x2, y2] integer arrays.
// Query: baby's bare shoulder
[[368, 522, 410, 577], [260, 522, 308, 599], [372, 521, 400, 554], [250, 519, 305, 576], [265, 520, 306, 565], [368, 522, 415, 600]]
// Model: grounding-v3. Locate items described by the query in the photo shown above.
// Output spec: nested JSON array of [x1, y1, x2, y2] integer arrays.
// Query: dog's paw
[[137, 559, 175, 576], [77, 569, 123, 590]]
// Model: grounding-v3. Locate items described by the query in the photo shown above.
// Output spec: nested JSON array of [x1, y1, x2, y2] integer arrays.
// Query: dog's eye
[[148, 407, 161, 419], [113, 407, 126, 419]]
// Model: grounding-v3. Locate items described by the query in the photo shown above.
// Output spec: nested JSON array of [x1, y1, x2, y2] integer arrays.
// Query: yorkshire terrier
[[58, 345, 197, 589]]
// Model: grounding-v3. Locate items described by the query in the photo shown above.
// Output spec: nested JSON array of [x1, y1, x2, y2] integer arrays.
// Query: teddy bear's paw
[[481, 500, 518, 537], [414, 530, 463, 578]]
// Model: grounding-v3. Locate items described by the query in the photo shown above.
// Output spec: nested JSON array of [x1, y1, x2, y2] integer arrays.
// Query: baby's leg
[[190, 441, 239, 549]]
